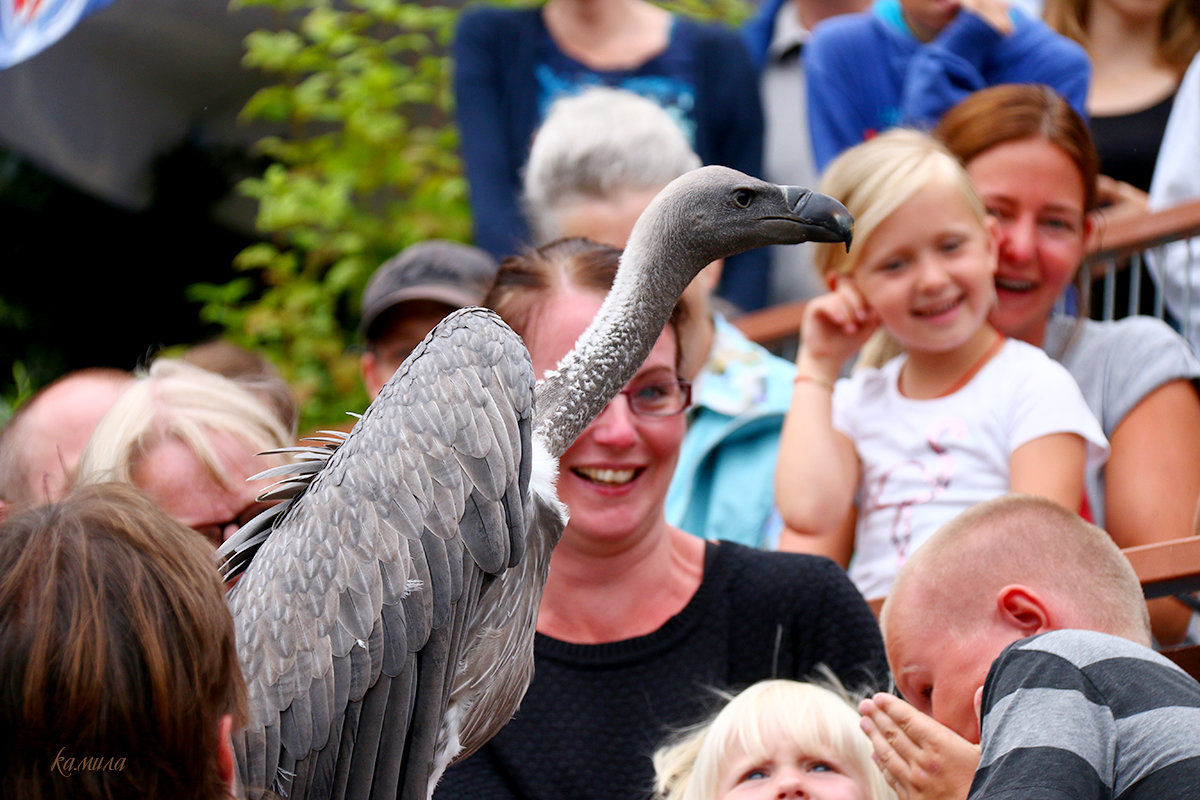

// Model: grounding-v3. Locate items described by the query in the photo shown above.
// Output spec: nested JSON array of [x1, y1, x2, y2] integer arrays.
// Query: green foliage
[[192, 0, 472, 428], [662, 0, 753, 23], [198, 0, 750, 431], [0, 362, 35, 428]]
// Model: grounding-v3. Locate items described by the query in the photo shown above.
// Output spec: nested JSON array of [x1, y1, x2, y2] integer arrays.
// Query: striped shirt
[[971, 629, 1200, 799]]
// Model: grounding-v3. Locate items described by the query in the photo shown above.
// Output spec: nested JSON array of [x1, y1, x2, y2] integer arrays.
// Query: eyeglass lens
[[621, 380, 691, 417]]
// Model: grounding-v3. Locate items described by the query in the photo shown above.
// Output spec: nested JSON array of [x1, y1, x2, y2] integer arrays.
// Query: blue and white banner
[[1, 0, 116, 69]]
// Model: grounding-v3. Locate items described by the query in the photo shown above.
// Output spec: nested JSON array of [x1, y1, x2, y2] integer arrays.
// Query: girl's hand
[[798, 277, 880, 378], [859, 693, 979, 800]]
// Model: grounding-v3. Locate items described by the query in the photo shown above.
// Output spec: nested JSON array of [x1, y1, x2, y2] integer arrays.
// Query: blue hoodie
[[805, 0, 1090, 170]]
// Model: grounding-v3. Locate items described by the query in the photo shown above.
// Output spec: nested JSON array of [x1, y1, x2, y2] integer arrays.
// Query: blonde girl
[[775, 129, 1106, 602], [653, 679, 894, 800]]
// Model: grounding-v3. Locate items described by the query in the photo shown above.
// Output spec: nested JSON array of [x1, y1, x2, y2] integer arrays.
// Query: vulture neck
[[534, 234, 695, 459]]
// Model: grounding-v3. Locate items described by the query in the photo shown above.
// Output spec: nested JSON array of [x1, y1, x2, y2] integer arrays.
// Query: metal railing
[[1082, 199, 1200, 348]]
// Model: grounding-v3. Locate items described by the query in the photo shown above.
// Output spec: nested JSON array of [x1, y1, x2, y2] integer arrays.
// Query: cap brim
[[360, 286, 484, 338]]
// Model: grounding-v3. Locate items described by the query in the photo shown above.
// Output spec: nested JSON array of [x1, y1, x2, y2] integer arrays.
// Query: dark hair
[[0, 483, 247, 799], [485, 237, 687, 367], [935, 84, 1100, 212]]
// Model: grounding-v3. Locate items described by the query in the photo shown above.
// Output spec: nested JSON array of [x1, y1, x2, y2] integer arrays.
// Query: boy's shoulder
[[974, 630, 1200, 800], [998, 629, 1184, 674], [986, 628, 1200, 725]]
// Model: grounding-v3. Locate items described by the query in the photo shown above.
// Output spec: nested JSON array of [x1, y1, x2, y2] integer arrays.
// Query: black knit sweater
[[433, 540, 888, 800]]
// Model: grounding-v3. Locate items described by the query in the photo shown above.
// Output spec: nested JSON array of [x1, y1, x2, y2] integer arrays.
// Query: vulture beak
[[785, 186, 855, 252]]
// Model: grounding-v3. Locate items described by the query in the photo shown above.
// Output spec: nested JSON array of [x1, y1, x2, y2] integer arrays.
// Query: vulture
[[216, 166, 854, 800]]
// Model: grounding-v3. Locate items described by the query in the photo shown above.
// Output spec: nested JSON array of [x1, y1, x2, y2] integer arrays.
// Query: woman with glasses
[[433, 237, 888, 800]]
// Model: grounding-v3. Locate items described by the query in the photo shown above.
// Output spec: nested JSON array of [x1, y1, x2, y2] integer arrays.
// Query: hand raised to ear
[[859, 693, 979, 800], [798, 275, 880, 376]]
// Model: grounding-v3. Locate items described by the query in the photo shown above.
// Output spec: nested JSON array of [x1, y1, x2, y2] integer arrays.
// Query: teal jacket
[[666, 315, 795, 548]]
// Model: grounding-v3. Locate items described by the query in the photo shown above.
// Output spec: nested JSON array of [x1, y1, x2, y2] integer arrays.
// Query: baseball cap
[[359, 240, 499, 340]]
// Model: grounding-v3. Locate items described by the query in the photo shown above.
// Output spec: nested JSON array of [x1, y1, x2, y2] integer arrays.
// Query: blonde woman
[[75, 358, 292, 546]]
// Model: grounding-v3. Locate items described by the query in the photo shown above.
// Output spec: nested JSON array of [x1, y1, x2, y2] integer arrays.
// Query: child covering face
[[775, 129, 1107, 601], [653, 680, 895, 800]]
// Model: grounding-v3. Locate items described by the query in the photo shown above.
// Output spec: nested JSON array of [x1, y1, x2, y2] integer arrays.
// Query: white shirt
[[833, 338, 1107, 599]]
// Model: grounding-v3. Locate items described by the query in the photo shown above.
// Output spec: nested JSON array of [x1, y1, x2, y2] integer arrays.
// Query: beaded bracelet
[[792, 373, 834, 391]]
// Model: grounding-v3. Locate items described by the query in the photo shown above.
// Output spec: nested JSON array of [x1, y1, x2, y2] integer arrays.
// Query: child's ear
[[828, 271, 852, 292], [995, 585, 1052, 636]]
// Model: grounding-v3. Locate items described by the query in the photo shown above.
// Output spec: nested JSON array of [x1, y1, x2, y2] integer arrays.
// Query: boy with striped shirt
[[865, 494, 1200, 799]]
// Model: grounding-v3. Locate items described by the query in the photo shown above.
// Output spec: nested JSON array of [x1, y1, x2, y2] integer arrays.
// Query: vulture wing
[[220, 308, 536, 800]]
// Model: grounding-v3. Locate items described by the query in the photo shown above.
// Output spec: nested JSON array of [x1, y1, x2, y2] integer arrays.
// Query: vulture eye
[[732, 189, 754, 208]]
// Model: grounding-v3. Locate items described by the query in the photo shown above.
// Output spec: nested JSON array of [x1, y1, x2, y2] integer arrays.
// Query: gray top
[[1044, 314, 1200, 525]]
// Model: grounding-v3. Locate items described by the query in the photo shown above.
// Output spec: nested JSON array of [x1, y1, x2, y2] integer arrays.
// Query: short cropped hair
[[75, 358, 292, 491], [890, 494, 1151, 645], [522, 86, 702, 244], [653, 679, 894, 800], [0, 483, 247, 799]]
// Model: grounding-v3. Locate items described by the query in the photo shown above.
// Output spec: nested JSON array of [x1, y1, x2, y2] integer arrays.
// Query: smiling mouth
[[996, 277, 1036, 293], [913, 296, 963, 318], [574, 467, 639, 486]]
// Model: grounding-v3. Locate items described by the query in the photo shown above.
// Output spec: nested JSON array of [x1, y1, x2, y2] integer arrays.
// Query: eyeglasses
[[616, 379, 692, 417]]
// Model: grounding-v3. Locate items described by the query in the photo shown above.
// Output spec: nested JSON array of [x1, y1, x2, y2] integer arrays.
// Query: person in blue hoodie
[[805, 0, 1090, 170]]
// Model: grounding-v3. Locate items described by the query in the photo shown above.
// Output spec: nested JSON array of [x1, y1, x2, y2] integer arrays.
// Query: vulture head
[[627, 165, 852, 285]]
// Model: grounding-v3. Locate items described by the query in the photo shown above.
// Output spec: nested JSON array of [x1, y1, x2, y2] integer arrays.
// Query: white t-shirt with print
[[832, 338, 1108, 600]]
